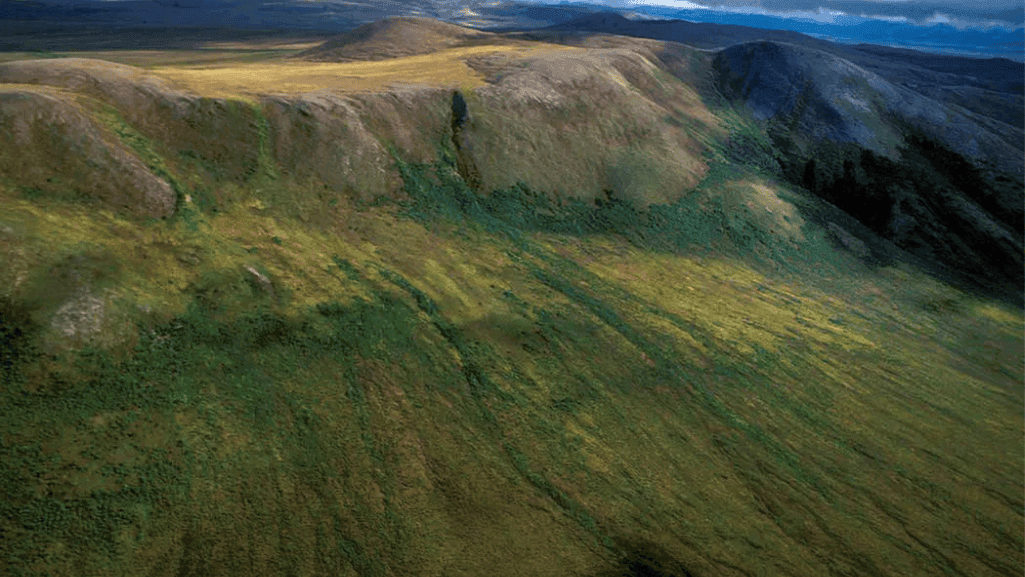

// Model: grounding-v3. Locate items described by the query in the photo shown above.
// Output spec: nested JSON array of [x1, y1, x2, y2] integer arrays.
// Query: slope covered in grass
[[2, 142, 1021, 576], [0, 22, 1022, 577], [295, 17, 507, 63]]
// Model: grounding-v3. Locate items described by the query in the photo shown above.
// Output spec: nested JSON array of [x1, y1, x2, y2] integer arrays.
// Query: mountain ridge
[[0, 16, 1021, 577]]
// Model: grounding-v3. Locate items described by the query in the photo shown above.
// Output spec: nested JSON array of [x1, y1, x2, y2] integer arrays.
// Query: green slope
[[1, 137, 1022, 576], [0, 34, 1022, 577]]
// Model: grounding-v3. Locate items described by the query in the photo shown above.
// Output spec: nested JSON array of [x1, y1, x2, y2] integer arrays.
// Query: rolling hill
[[0, 16, 1022, 577], [295, 17, 502, 62]]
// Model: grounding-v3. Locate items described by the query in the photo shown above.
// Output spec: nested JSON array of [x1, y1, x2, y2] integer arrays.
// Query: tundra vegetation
[[0, 18, 1021, 577]]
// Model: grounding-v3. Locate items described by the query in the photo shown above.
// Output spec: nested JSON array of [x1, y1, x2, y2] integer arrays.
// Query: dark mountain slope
[[831, 44, 1025, 129], [846, 44, 1025, 95], [713, 41, 1023, 175], [915, 85, 1024, 131], [713, 41, 1023, 293]]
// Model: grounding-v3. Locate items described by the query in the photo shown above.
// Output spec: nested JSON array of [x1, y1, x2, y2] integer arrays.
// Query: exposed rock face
[[462, 47, 714, 207], [266, 44, 717, 209], [826, 222, 870, 260], [0, 58, 265, 186], [260, 88, 452, 201], [0, 37, 718, 218], [0, 88, 176, 218]]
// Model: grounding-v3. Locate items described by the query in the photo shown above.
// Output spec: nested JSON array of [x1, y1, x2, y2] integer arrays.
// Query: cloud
[[923, 11, 1022, 29], [618, 0, 1025, 27], [864, 14, 910, 22], [687, 4, 854, 24], [632, 0, 709, 9]]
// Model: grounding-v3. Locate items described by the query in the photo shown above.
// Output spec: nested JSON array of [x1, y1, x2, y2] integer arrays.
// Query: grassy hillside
[[0, 24, 1022, 577], [294, 17, 507, 63]]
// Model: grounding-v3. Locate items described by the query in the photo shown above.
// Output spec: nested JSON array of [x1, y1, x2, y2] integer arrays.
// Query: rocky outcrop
[[0, 58, 265, 185], [0, 87, 176, 218], [459, 47, 714, 207], [450, 90, 482, 191], [260, 88, 452, 201]]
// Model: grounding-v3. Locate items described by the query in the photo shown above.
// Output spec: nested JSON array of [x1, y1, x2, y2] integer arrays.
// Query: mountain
[[555, 1, 1025, 62], [0, 0, 602, 33], [5, 1, 1021, 62], [714, 40, 1023, 289], [296, 17, 498, 62], [522, 10, 843, 50], [529, 10, 1025, 86], [515, 9, 1025, 125], [0, 15, 1022, 577]]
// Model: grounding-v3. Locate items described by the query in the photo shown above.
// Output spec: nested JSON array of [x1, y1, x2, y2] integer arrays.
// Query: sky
[[6, 0, 1022, 59], [588, 0, 1024, 29], [18, 0, 1025, 30]]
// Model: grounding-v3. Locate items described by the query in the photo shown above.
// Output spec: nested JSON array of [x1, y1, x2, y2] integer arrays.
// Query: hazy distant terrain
[[0, 13, 1021, 577], [2, 0, 1022, 60]]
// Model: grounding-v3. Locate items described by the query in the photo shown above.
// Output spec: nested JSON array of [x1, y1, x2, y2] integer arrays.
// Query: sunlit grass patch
[[148, 44, 584, 99], [970, 300, 1024, 328], [530, 233, 876, 356]]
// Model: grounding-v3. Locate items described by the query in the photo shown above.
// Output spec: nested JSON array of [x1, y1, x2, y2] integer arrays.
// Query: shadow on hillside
[[593, 538, 697, 577]]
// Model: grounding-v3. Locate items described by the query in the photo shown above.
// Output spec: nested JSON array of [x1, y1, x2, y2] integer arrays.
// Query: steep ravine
[[450, 90, 483, 192]]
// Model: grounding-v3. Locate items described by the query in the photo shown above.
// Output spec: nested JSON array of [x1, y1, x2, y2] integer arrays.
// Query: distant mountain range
[[2, 0, 1022, 61], [584, 1, 1025, 62]]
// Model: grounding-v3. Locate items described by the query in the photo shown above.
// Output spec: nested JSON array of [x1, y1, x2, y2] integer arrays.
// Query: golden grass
[[198, 40, 327, 51], [149, 44, 585, 99], [0, 82, 73, 95], [0, 32, 333, 67], [530, 233, 878, 356]]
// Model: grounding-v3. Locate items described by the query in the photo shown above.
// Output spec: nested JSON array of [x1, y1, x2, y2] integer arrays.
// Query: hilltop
[[0, 17, 1022, 577], [296, 17, 505, 62]]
